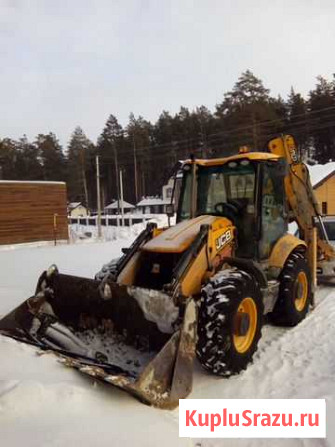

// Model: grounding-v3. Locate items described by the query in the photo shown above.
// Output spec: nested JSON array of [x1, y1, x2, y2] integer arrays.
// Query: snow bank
[[69, 214, 171, 243]]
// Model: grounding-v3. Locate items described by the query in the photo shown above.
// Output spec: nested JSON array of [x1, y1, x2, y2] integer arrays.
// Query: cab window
[[259, 163, 287, 259]]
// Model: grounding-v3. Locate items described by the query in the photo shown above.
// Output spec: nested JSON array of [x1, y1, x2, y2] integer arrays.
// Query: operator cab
[[177, 157, 288, 260]]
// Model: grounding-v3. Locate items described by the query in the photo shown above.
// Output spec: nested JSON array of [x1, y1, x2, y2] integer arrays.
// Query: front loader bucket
[[0, 267, 197, 409]]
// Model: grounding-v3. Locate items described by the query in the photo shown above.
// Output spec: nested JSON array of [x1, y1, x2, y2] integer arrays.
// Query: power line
[[95, 105, 335, 161], [99, 117, 335, 162], [97, 117, 335, 169]]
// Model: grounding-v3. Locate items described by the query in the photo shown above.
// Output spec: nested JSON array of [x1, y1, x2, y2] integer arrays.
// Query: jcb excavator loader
[[1, 135, 334, 409]]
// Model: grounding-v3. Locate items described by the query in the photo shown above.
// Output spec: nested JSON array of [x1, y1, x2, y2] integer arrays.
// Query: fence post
[[53, 213, 58, 246]]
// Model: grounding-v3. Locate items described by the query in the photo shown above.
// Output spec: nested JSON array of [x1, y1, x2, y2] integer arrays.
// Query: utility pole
[[80, 148, 89, 207], [252, 113, 258, 149], [113, 141, 121, 215], [101, 187, 105, 212], [120, 169, 125, 227], [132, 134, 138, 203], [142, 170, 145, 197], [96, 155, 102, 238], [199, 117, 208, 158]]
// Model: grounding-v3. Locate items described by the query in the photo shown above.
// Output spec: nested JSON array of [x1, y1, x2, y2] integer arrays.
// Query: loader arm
[[268, 135, 335, 286]]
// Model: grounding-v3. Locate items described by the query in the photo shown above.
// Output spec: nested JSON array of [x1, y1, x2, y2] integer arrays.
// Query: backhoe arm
[[268, 135, 335, 285]]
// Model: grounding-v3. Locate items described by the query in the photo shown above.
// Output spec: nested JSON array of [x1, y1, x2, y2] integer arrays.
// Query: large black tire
[[270, 251, 311, 326], [94, 257, 122, 281], [196, 268, 263, 377]]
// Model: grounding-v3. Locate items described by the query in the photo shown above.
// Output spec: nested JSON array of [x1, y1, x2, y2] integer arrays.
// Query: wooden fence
[[0, 181, 68, 245]]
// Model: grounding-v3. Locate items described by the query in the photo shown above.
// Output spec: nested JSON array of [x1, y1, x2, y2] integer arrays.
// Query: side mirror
[[166, 203, 174, 217]]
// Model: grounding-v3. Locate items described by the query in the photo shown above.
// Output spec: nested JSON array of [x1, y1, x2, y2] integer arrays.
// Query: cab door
[[259, 162, 288, 259]]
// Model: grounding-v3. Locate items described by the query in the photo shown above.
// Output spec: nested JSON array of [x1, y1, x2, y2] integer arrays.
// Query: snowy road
[[0, 239, 334, 446]]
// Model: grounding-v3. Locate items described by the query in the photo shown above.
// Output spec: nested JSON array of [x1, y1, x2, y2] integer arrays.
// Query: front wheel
[[196, 268, 263, 377]]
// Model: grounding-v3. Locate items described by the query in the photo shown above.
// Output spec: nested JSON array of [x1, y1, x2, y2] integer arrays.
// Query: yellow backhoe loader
[[1, 135, 334, 409]]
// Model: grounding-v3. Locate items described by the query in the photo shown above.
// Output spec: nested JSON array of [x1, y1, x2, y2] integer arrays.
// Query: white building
[[136, 174, 183, 214], [162, 177, 174, 202], [104, 200, 135, 215], [68, 202, 89, 217], [136, 197, 172, 214]]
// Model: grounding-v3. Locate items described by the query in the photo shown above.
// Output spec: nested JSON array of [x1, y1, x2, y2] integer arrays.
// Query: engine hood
[[142, 215, 233, 253]]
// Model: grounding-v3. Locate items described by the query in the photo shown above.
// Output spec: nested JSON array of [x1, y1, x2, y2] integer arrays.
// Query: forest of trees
[[1, 70, 335, 209]]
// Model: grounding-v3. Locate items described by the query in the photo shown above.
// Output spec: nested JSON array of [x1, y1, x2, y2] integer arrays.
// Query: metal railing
[[68, 215, 150, 228]]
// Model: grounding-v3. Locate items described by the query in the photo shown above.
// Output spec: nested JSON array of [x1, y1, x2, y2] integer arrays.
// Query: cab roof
[[184, 152, 281, 167]]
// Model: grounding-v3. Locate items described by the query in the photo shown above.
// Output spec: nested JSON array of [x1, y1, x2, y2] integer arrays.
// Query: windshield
[[178, 161, 256, 221]]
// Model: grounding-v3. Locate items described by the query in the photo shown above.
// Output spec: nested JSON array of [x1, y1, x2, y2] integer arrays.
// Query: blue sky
[[1, 0, 334, 146]]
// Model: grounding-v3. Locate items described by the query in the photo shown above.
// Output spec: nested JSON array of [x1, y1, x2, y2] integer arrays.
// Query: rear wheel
[[196, 268, 263, 376], [270, 251, 311, 326]]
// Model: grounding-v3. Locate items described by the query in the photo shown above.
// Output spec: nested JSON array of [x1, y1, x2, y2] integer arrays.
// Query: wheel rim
[[233, 297, 257, 354], [294, 271, 308, 311]]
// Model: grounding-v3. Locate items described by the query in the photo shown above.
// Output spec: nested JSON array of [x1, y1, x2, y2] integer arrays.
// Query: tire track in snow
[[0, 380, 20, 399]]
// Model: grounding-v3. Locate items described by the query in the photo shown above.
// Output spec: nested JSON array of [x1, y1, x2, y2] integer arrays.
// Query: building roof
[[308, 162, 335, 189], [68, 202, 84, 210], [104, 200, 135, 209], [137, 197, 172, 207]]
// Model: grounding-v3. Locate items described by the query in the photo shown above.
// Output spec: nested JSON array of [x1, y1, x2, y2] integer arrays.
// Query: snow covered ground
[[0, 234, 335, 446], [68, 213, 171, 242]]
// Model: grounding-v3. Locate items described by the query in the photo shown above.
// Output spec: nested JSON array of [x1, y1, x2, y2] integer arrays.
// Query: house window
[[322, 202, 328, 215]]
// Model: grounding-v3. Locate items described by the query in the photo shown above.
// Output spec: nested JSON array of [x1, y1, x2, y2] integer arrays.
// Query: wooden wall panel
[[314, 176, 335, 215], [0, 181, 68, 245]]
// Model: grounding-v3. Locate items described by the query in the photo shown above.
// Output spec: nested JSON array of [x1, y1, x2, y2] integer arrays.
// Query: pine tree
[[308, 76, 335, 163], [126, 113, 153, 201], [1, 136, 43, 180], [287, 88, 311, 159], [15, 135, 43, 180], [196, 105, 219, 156], [0, 138, 18, 179], [173, 107, 199, 159], [219, 70, 270, 111], [97, 115, 123, 207], [215, 70, 284, 152], [67, 127, 94, 206], [35, 133, 66, 181]]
